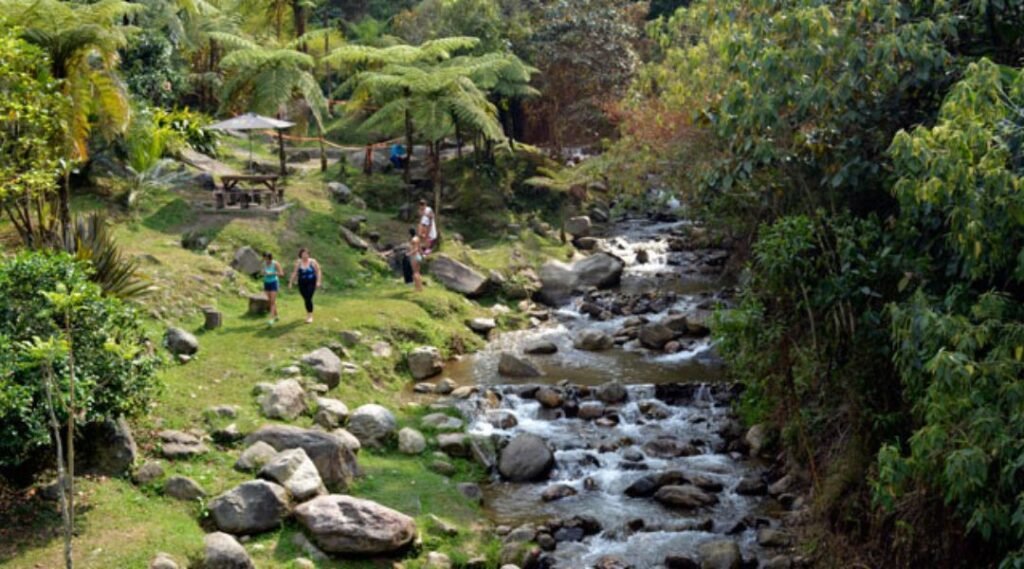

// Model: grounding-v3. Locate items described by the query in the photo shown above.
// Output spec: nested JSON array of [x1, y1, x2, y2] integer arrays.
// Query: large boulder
[[566, 216, 593, 237], [231, 246, 263, 277], [164, 327, 199, 356], [573, 329, 614, 352], [497, 352, 543, 378], [537, 253, 625, 305], [696, 539, 741, 569], [259, 379, 307, 421], [398, 428, 426, 455], [208, 480, 291, 535], [347, 404, 397, 448], [429, 255, 489, 297], [77, 417, 137, 476], [654, 485, 718, 510], [295, 494, 416, 554], [639, 323, 676, 350], [234, 441, 278, 473], [301, 348, 343, 388], [259, 448, 326, 502], [498, 434, 555, 482], [245, 425, 360, 491], [202, 532, 255, 569], [408, 346, 444, 380]]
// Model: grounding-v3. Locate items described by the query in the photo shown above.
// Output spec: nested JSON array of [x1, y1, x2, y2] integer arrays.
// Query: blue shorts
[[264, 280, 279, 292]]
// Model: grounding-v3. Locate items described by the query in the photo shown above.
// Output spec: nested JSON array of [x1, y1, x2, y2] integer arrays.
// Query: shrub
[[0, 252, 160, 469]]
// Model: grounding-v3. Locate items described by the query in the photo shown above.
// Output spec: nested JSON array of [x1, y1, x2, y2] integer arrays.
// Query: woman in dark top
[[289, 247, 322, 323]]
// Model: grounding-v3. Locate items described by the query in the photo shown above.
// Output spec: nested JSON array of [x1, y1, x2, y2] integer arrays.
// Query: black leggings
[[298, 280, 316, 313]]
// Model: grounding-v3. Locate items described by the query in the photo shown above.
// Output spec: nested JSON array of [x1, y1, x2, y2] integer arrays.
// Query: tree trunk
[[59, 167, 71, 241], [277, 130, 287, 176], [323, 15, 331, 109], [318, 124, 327, 173], [364, 144, 373, 175], [455, 122, 463, 160], [42, 362, 72, 569], [403, 110, 413, 183], [431, 140, 441, 217], [293, 0, 307, 52]]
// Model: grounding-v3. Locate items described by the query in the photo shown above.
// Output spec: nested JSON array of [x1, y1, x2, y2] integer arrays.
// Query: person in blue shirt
[[389, 143, 407, 169], [288, 247, 322, 324]]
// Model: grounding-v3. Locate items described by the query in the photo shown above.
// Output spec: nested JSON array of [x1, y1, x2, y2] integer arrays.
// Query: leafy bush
[[121, 30, 188, 107], [0, 252, 160, 469], [153, 107, 218, 157]]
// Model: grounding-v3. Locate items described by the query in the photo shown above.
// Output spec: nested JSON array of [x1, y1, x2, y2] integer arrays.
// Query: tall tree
[[0, 0, 139, 235]]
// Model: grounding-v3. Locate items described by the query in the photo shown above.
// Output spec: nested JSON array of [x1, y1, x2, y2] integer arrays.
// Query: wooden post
[[202, 306, 222, 330], [277, 129, 287, 177]]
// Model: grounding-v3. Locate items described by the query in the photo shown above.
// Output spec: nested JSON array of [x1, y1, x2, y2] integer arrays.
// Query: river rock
[[235, 441, 279, 472], [498, 352, 543, 378], [429, 255, 489, 297], [685, 310, 712, 336], [537, 253, 625, 305], [664, 556, 699, 569], [638, 323, 676, 350], [208, 480, 291, 535], [486, 410, 518, 429], [745, 423, 769, 457], [164, 475, 206, 501], [578, 401, 605, 420], [347, 404, 397, 448], [340, 226, 369, 251], [425, 551, 453, 569], [524, 340, 558, 355], [498, 434, 554, 482], [259, 379, 307, 420], [245, 425, 360, 491], [437, 433, 470, 457], [331, 428, 362, 454], [408, 346, 444, 380], [757, 528, 793, 548], [768, 474, 796, 496], [294, 494, 416, 554], [541, 484, 577, 502], [597, 381, 628, 404], [566, 216, 592, 237], [301, 348, 343, 388], [763, 555, 794, 569], [78, 417, 137, 476], [573, 328, 614, 351], [654, 484, 719, 510], [468, 318, 496, 334], [421, 413, 464, 431], [735, 475, 767, 496], [457, 482, 483, 504], [203, 532, 255, 569], [535, 387, 563, 408], [398, 428, 427, 454], [696, 539, 741, 569], [260, 448, 327, 501], [232, 246, 263, 277]]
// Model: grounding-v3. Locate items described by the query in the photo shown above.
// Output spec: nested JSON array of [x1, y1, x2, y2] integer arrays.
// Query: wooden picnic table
[[215, 174, 283, 209]]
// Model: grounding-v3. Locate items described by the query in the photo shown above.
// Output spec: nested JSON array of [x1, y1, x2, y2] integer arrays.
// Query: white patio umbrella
[[206, 113, 295, 172]]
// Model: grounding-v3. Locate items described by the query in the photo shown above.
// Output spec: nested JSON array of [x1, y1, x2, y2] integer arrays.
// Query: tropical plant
[[214, 31, 329, 174], [0, 0, 140, 232], [0, 29, 65, 248]]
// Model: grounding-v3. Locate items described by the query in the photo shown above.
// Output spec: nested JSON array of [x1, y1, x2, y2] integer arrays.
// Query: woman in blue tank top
[[289, 247, 322, 323], [262, 252, 283, 325]]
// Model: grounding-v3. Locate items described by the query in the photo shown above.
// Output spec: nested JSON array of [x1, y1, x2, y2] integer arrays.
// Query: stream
[[443, 219, 778, 568]]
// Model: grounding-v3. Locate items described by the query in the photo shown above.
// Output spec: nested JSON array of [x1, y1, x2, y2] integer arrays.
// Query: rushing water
[[444, 219, 774, 567]]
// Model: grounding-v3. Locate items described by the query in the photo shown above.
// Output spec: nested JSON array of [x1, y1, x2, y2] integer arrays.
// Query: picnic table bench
[[215, 174, 283, 209]]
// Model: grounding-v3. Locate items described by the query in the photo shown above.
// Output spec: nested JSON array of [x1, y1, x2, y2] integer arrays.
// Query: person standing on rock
[[262, 252, 283, 325], [289, 247, 322, 324], [418, 199, 438, 254], [408, 227, 424, 292]]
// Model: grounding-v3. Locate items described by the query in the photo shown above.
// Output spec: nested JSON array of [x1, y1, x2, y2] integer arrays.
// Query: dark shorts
[[264, 280, 279, 293]]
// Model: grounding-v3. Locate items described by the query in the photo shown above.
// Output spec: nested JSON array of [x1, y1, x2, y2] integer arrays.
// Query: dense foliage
[[0, 252, 160, 469], [619, 0, 1024, 565]]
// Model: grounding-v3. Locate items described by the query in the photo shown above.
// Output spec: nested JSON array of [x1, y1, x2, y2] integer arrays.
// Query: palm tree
[[0, 0, 139, 235], [212, 32, 329, 174], [344, 55, 509, 214], [324, 36, 479, 181]]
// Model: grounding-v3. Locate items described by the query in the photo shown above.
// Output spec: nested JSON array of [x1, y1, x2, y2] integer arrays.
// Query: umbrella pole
[[248, 134, 254, 173]]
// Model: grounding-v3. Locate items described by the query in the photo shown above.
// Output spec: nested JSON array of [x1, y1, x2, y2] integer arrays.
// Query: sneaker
[[267, 318, 277, 325]]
